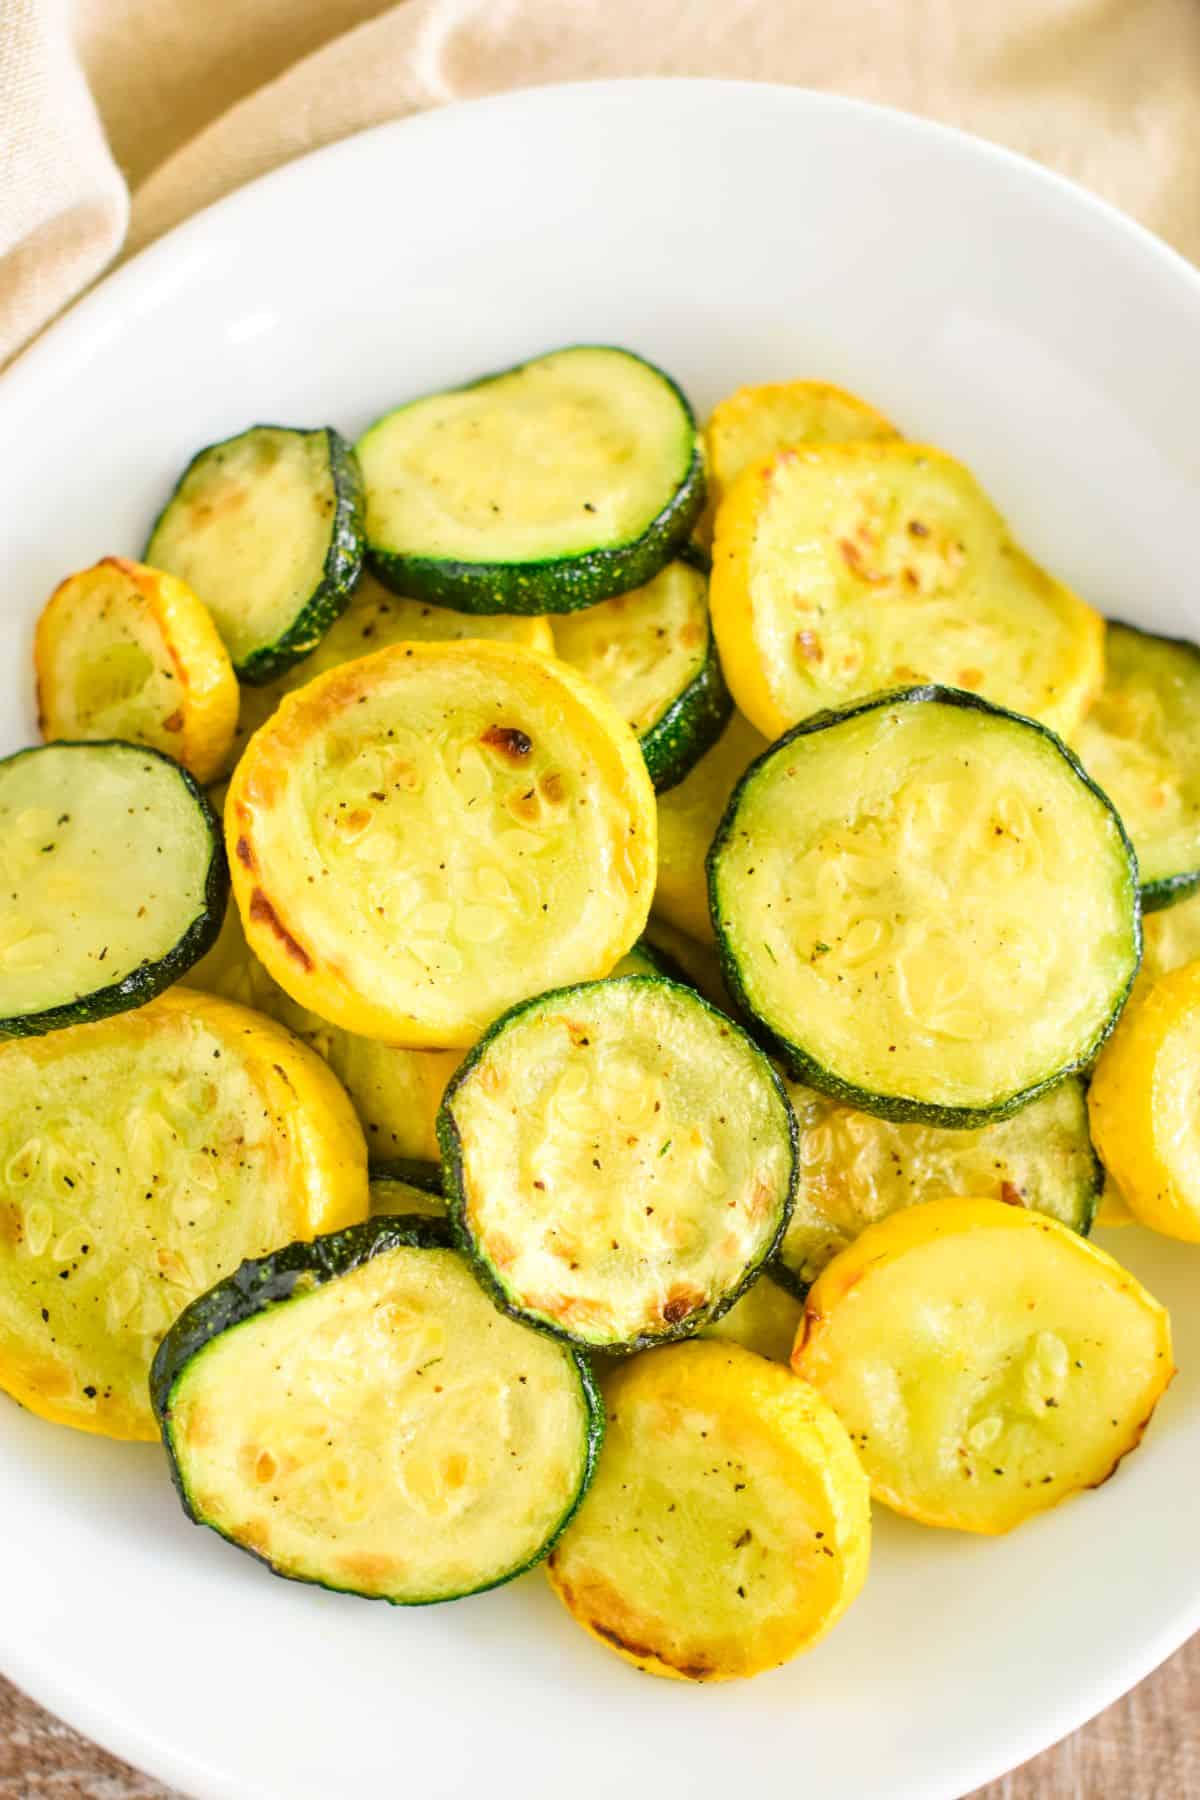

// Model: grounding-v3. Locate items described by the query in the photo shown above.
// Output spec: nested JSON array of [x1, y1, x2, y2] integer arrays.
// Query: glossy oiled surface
[[2, 76, 1200, 1800], [713, 694, 1137, 1113], [168, 1244, 592, 1601], [227, 640, 656, 1045], [445, 977, 792, 1346], [0, 991, 366, 1438]]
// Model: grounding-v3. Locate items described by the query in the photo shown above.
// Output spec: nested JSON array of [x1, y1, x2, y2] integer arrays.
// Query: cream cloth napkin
[[3, 0, 1200, 366]]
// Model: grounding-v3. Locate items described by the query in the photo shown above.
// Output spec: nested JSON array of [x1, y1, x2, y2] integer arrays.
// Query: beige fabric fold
[[2, 0, 1200, 366]]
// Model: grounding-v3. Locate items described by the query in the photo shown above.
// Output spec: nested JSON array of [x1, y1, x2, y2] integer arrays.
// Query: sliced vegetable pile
[[3, 350, 1195, 1682]]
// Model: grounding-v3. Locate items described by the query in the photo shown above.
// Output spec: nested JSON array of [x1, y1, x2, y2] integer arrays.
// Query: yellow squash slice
[[1089, 960, 1200, 1240], [547, 1341, 870, 1680], [228, 641, 656, 1047], [0, 989, 367, 1439], [794, 1197, 1173, 1533], [654, 710, 767, 943], [35, 557, 237, 782], [710, 443, 1103, 740], [778, 1077, 1100, 1292], [233, 570, 554, 762], [700, 379, 900, 541], [183, 871, 458, 1163]]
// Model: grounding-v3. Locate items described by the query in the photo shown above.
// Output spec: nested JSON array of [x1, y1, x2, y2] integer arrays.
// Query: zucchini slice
[[0, 989, 367, 1439], [232, 571, 555, 765], [35, 557, 238, 782], [0, 741, 227, 1038], [710, 442, 1103, 741], [1075, 622, 1200, 911], [700, 379, 900, 542], [145, 425, 365, 684], [439, 976, 795, 1352], [551, 560, 731, 789], [368, 1167, 445, 1219], [152, 1217, 602, 1602], [710, 687, 1140, 1126], [698, 1273, 804, 1363], [358, 347, 704, 614], [228, 640, 656, 1048], [1089, 960, 1200, 1241], [547, 1342, 869, 1680], [655, 710, 768, 943], [1142, 884, 1200, 983], [775, 1076, 1100, 1297], [793, 1197, 1173, 1533], [182, 885, 459, 1164]]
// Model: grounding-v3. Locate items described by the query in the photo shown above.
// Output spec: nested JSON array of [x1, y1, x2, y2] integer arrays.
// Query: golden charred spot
[[24, 1359, 74, 1399], [190, 483, 248, 527], [248, 888, 313, 970], [588, 1617, 714, 1681], [337, 1550, 401, 1585], [481, 724, 533, 761], [162, 709, 185, 733], [182, 1405, 217, 1450], [239, 1518, 273, 1554], [662, 1286, 704, 1326], [507, 787, 541, 824], [540, 771, 565, 804], [680, 621, 705, 649], [795, 629, 823, 664], [958, 668, 984, 690], [563, 1020, 591, 1049], [999, 1180, 1025, 1207], [235, 835, 256, 870], [908, 519, 930, 537], [0, 1203, 23, 1247]]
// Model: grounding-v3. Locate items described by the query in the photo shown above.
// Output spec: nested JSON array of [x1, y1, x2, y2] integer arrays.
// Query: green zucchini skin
[[362, 348, 706, 615], [438, 974, 797, 1354], [369, 1157, 443, 1195], [1111, 621, 1200, 914], [145, 425, 366, 685], [151, 1215, 604, 1605], [708, 685, 1143, 1129], [642, 628, 733, 792], [0, 741, 228, 1039]]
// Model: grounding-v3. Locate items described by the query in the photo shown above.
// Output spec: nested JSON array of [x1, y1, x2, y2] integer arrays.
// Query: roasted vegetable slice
[[654, 710, 767, 943], [439, 976, 795, 1352], [182, 883, 459, 1162], [0, 989, 366, 1439], [547, 1342, 869, 1679], [1089, 960, 1200, 1240], [775, 1077, 1100, 1296], [0, 742, 227, 1038], [698, 1274, 804, 1363], [368, 1168, 446, 1219], [710, 442, 1102, 740], [551, 559, 730, 789], [358, 347, 704, 613], [710, 687, 1140, 1126], [35, 557, 237, 782], [146, 425, 365, 683], [1075, 622, 1200, 910], [1142, 886, 1200, 983], [794, 1198, 1172, 1533], [700, 379, 899, 541], [232, 570, 555, 763], [228, 641, 656, 1047], [152, 1217, 602, 1602]]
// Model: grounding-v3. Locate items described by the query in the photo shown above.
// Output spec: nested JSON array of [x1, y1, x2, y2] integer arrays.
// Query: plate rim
[[2, 75, 1199, 1800]]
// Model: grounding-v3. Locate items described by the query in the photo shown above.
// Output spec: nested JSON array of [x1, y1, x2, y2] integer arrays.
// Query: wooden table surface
[[2, 1634, 1197, 1797]]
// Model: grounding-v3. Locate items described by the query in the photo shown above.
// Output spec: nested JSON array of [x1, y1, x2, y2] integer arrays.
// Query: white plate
[[2, 78, 1199, 1800]]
